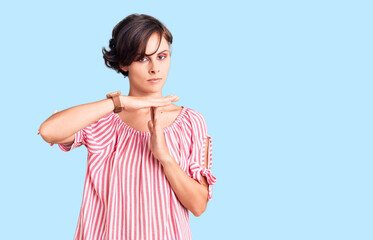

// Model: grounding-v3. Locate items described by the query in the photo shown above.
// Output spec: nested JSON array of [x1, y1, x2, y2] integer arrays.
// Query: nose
[[149, 60, 160, 74]]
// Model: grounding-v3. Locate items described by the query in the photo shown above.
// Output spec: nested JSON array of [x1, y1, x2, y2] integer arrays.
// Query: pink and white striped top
[[57, 106, 216, 240]]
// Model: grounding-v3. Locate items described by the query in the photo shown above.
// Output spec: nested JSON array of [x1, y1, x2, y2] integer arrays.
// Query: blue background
[[1, 0, 372, 239]]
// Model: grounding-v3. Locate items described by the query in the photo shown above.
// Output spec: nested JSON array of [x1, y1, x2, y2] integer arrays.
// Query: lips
[[147, 78, 161, 82]]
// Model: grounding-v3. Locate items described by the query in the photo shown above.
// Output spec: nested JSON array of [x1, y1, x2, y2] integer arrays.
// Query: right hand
[[120, 95, 180, 111]]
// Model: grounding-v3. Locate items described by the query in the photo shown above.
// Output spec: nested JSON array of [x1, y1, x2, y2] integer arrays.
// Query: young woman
[[39, 14, 216, 240]]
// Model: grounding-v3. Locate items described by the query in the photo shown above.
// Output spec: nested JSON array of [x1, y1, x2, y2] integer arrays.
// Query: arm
[[160, 143, 210, 217], [147, 107, 211, 216], [39, 94, 180, 144], [39, 99, 115, 144]]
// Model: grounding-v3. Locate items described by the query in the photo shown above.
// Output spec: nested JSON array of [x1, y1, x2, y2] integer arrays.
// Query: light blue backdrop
[[1, 0, 372, 239]]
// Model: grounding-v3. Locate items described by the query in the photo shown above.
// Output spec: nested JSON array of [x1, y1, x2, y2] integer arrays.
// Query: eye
[[137, 56, 148, 62], [158, 54, 168, 60]]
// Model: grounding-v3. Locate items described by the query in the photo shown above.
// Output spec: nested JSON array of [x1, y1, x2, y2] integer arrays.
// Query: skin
[[39, 32, 211, 217], [121, 32, 171, 99]]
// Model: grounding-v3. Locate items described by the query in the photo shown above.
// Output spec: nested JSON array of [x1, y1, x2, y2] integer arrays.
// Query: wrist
[[159, 153, 174, 166], [106, 98, 116, 112], [119, 95, 127, 108], [106, 91, 122, 113]]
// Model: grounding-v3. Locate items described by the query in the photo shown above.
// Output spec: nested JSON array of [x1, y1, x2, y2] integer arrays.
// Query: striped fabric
[[58, 106, 216, 240]]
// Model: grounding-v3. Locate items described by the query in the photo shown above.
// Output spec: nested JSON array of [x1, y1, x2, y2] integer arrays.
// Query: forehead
[[145, 33, 169, 55]]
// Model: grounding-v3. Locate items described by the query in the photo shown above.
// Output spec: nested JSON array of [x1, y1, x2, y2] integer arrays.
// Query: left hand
[[147, 106, 171, 162]]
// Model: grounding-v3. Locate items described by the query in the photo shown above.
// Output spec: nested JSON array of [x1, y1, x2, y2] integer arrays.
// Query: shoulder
[[184, 107, 206, 122], [85, 112, 117, 131], [182, 107, 208, 134], [164, 104, 205, 122]]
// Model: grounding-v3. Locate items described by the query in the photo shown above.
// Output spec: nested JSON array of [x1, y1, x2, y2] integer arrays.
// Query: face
[[120, 33, 171, 96]]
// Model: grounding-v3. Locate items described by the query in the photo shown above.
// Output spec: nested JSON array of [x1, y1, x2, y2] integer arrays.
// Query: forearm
[[39, 98, 115, 143], [160, 155, 209, 217]]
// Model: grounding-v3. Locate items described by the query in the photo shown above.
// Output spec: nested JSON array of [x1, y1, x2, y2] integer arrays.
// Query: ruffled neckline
[[113, 106, 187, 136]]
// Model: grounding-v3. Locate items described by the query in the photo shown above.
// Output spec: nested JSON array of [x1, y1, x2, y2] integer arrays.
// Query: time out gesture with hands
[[117, 94, 179, 163], [39, 92, 180, 146]]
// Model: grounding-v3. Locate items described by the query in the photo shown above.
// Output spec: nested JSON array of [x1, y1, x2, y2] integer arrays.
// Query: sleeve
[[39, 109, 115, 152], [187, 110, 217, 201], [57, 128, 86, 152], [57, 111, 115, 152], [37, 109, 87, 152]]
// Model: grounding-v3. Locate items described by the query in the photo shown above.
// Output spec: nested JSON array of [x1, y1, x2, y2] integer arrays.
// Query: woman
[[39, 14, 216, 240]]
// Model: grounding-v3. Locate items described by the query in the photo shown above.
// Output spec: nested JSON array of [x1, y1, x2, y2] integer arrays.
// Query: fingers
[[168, 95, 180, 102], [123, 94, 180, 111], [148, 107, 159, 134], [152, 106, 159, 126], [147, 120, 153, 134], [150, 106, 155, 123], [149, 95, 180, 107], [150, 106, 161, 130]]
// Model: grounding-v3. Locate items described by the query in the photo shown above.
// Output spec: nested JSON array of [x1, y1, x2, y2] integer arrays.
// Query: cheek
[[162, 60, 171, 71], [130, 64, 147, 76]]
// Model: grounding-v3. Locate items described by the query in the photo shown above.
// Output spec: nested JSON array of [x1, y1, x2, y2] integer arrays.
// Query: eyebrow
[[142, 49, 169, 56], [158, 49, 169, 54]]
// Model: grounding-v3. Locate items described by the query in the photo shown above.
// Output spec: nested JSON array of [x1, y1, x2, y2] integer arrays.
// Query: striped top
[[57, 106, 216, 240]]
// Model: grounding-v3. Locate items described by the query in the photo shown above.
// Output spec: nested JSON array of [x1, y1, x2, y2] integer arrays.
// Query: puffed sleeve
[[37, 109, 87, 152], [38, 110, 116, 152], [187, 109, 217, 201], [58, 128, 87, 152], [58, 111, 116, 152]]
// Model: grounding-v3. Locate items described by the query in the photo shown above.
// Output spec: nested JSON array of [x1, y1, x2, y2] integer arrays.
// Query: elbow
[[192, 206, 206, 217], [191, 201, 208, 217], [192, 210, 204, 217], [191, 184, 209, 217], [39, 123, 54, 143]]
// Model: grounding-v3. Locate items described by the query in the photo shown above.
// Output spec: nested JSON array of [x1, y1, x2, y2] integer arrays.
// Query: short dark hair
[[102, 14, 173, 78]]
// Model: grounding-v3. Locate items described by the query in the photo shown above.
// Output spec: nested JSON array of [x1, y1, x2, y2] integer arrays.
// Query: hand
[[147, 106, 172, 162], [120, 95, 180, 111]]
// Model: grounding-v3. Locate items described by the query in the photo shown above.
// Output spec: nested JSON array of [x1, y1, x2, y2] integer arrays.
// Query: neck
[[128, 89, 163, 98]]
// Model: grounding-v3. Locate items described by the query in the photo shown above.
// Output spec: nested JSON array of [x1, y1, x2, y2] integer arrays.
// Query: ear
[[119, 63, 129, 72]]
